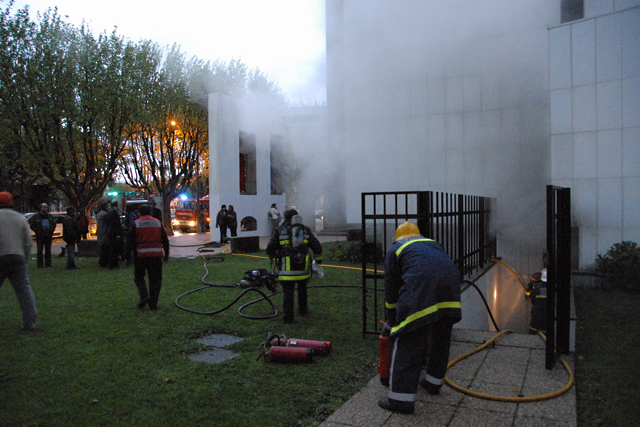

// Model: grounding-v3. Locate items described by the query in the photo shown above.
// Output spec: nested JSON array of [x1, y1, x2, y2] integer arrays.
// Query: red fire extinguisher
[[269, 336, 333, 356], [378, 327, 431, 386], [258, 345, 313, 363], [378, 334, 392, 386]]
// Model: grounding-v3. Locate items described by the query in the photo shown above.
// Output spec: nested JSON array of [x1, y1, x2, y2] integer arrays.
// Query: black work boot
[[378, 397, 414, 414], [419, 378, 442, 395]]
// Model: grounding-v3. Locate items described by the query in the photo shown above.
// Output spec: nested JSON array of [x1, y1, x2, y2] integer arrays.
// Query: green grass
[[574, 288, 640, 427], [0, 248, 379, 426]]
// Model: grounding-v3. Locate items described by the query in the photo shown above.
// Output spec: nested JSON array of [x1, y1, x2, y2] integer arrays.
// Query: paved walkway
[[320, 328, 576, 427]]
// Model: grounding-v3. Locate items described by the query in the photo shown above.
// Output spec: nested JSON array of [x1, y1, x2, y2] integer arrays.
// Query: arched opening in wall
[[241, 216, 257, 232]]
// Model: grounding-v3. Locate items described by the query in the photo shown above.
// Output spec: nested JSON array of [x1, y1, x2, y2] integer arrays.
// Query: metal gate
[[546, 185, 572, 369], [360, 191, 496, 336]]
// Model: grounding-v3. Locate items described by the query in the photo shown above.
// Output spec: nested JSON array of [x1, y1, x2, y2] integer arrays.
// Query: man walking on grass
[[126, 204, 169, 310], [0, 192, 38, 331]]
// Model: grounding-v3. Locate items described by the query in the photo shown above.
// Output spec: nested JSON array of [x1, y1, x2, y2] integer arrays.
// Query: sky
[[7, 0, 327, 103]]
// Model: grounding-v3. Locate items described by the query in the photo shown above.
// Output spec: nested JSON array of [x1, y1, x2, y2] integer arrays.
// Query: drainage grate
[[187, 334, 245, 364]]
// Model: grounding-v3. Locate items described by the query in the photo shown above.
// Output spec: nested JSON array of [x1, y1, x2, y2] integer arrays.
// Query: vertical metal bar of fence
[[546, 185, 572, 369], [457, 194, 465, 274], [361, 194, 368, 337], [546, 186, 557, 369], [362, 191, 496, 336], [557, 188, 572, 354]]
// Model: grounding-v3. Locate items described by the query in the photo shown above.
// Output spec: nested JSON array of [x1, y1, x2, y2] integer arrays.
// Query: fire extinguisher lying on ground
[[257, 332, 332, 362]]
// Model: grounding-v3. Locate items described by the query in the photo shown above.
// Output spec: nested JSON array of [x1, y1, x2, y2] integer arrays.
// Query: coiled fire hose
[[444, 330, 574, 402]]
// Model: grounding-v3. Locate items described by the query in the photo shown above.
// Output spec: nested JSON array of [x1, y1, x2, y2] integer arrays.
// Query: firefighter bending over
[[379, 221, 462, 414], [266, 209, 322, 324]]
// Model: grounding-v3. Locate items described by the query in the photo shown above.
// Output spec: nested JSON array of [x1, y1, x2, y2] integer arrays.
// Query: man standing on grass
[[126, 204, 169, 310], [0, 192, 38, 331], [29, 202, 55, 268]]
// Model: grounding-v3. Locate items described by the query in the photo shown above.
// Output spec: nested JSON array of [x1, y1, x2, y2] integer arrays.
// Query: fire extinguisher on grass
[[257, 332, 332, 362]]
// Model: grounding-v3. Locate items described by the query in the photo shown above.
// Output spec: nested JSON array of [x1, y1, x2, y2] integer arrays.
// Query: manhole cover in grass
[[196, 334, 244, 348], [188, 334, 244, 364], [187, 348, 241, 364]]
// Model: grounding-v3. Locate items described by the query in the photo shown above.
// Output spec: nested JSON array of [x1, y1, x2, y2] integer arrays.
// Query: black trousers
[[219, 226, 227, 243], [99, 245, 109, 267], [36, 237, 52, 268], [134, 257, 163, 309], [388, 317, 455, 402], [281, 280, 308, 323]]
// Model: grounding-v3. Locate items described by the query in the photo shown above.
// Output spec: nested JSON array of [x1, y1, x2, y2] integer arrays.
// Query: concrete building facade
[[325, 0, 640, 271]]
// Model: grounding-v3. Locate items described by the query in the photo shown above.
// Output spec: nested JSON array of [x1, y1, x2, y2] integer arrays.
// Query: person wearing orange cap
[[378, 221, 461, 414], [0, 192, 38, 331]]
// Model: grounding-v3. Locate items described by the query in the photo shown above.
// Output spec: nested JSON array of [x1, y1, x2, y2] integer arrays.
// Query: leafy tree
[[120, 45, 208, 233], [0, 5, 159, 214]]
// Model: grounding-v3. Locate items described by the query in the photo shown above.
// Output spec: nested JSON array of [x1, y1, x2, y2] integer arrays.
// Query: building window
[[241, 216, 257, 231], [239, 132, 256, 195], [270, 134, 284, 195], [561, 0, 584, 23]]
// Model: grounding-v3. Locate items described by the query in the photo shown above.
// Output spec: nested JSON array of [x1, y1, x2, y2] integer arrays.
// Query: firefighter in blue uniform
[[126, 204, 170, 310], [526, 269, 547, 334], [266, 209, 323, 324], [379, 222, 462, 414]]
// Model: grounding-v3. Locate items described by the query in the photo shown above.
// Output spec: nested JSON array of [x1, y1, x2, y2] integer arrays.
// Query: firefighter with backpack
[[267, 209, 323, 324]]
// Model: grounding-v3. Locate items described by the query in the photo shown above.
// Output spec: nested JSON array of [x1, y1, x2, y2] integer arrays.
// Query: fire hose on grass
[[173, 252, 382, 319]]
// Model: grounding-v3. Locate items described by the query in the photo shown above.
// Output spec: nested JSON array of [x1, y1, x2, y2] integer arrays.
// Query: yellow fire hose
[[232, 253, 574, 401], [445, 331, 574, 402]]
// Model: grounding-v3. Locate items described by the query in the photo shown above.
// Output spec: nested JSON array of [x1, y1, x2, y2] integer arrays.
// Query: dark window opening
[[270, 134, 284, 195], [239, 132, 257, 195], [561, 0, 584, 23], [241, 216, 257, 231]]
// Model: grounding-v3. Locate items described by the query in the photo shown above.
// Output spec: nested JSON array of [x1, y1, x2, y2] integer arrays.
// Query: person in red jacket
[[126, 204, 170, 310]]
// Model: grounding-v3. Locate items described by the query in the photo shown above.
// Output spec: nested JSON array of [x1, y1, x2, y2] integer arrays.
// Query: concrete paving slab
[[320, 328, 576, 427]]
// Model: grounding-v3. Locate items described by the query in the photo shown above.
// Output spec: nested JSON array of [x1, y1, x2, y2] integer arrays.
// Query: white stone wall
[[208, 92, 286, 239], [549, 5, 640, 268], [327, 0, 559, 276]]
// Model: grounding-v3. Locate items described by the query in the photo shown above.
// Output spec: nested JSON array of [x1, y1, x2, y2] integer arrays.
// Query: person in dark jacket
[[227, 205, 238, 237], [266, 209, 323, 324], [378, 221, 462, 414], [122, 203, 139, 266], [105, 201, 122, 269], [29, 203, 56, 268], [96, 201, 110, 268], [215, 205, 228, 244], [62, 206, 80, 270], [77, 207, 89, 240], [149, 199, 163, 224], [126, 204, 169, 310], [526, 270, 547, 334]]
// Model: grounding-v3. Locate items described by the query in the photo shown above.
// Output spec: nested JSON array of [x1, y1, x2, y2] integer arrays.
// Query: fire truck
[[173, 195, 209, 232]]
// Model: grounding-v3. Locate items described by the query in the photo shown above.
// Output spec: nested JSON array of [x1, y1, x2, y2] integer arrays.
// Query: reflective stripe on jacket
[[134, 217, 164, 258], [385, 237, 462, 337], [266, 221, 323, 282]]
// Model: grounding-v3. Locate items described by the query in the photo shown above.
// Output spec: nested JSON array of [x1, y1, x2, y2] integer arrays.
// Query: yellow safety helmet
[[395, 221, 421, 241]]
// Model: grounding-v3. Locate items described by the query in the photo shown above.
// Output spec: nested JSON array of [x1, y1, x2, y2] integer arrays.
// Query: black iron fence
[[360, 191, 496, 336], [546, 185, 572, 369]]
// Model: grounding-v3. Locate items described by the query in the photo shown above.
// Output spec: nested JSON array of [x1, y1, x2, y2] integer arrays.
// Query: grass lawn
[[0, 246, 380, 426], [574, 288, 640, 427]]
